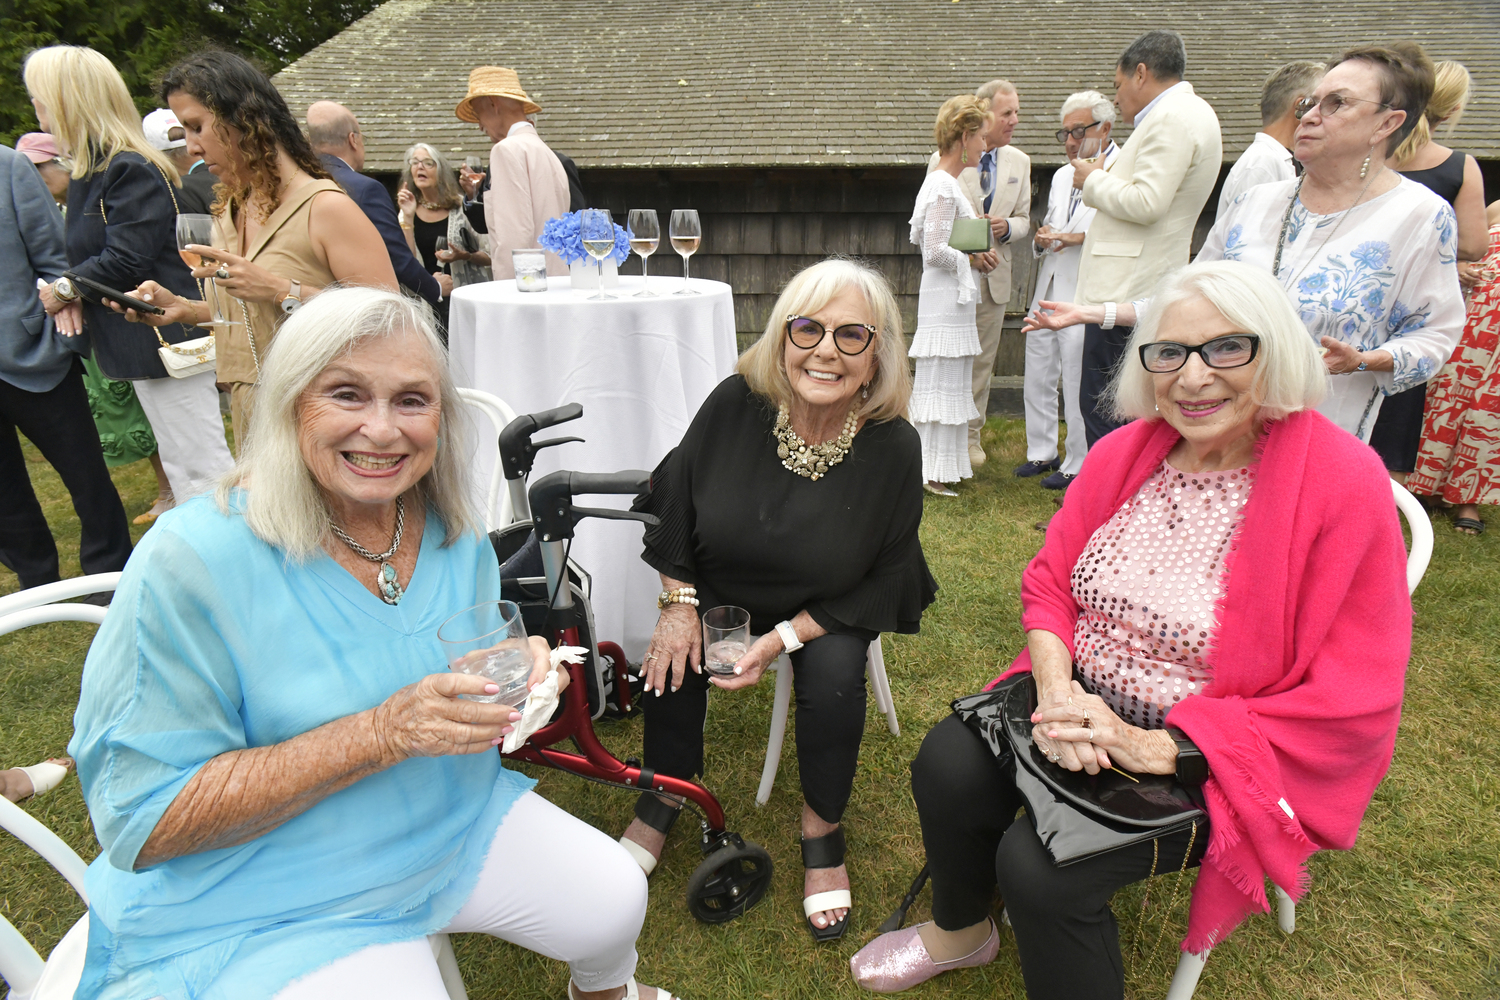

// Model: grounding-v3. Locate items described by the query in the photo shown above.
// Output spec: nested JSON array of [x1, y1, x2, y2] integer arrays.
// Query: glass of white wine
[[176, 213, 237, 328], [579, 208, 617, 301], [670, 209, 701, 296], [627, 208, 660, 297], [1077, 136, 1107, 165]]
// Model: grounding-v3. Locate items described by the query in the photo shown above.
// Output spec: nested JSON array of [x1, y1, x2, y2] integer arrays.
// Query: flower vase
[[569, 258, 620, 289]]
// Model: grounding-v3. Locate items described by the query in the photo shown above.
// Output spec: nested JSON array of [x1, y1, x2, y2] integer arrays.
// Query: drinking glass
[[464, 155, 485, 172], [439, 600, 533, 706], [1077, 136, 1107, 164], [669, 209, 702, 295], [176, 213, 238, 328], [627, 208, 660, 297], [512, 249, 547, 292], [702, 606, 751, 677], [580, 208, 616, 300]]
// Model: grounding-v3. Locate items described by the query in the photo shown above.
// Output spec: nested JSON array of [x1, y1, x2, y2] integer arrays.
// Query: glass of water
[[439, 600, 533, 706], [702, 605, 751, 677]]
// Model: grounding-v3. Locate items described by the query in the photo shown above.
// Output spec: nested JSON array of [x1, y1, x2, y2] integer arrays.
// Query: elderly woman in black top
[[619, 259, 937, 941]]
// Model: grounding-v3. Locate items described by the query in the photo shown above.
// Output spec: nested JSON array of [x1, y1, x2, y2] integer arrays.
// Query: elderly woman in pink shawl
[[849, 261, 1412, 999]]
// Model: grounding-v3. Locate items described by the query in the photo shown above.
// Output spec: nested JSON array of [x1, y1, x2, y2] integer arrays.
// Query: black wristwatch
[[1165, 727, 1209, 786]]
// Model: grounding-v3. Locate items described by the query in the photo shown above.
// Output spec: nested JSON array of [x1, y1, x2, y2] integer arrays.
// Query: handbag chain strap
[[1130, 819, 1199, 958]]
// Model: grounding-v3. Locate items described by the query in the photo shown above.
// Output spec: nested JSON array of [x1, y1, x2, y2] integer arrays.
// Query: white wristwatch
[[774, 620, 803, 654]]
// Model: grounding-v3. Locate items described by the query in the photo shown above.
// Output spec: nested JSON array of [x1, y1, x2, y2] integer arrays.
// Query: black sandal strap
[[801, 827, 846, 869], [634, 792, 683, 834]]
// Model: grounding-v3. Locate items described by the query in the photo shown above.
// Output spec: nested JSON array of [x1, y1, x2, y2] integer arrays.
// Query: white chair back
[[456, 387, 519, 532], [1390, 480, 1433, 595]]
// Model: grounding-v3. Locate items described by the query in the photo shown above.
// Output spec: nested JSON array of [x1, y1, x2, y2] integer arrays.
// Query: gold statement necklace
[[774, 403, 859, 481]]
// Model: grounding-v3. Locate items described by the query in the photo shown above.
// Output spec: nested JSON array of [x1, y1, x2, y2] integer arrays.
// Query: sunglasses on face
[[1139, 334, 1260, 373], [1055, 121, 1101, 143], [1293, 93, 1391, 120], [408, 157, 438, 169], [785, 315, 877, 356]]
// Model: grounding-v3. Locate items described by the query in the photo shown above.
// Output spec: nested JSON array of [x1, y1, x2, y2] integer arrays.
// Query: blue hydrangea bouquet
[[538, 212, 632, 265]]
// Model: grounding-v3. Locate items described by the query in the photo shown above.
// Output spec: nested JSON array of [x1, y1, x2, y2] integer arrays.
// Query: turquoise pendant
[[377, 561, 404, 605]]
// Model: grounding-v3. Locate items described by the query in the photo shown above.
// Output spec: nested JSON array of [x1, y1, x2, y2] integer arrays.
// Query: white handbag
[[156, 329, 217, 378]]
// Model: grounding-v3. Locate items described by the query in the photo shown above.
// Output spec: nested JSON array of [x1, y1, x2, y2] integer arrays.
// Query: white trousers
[[132, 371, 234, 499], [272, 791, 648, 1000], [1023, 322, 1088, 476]]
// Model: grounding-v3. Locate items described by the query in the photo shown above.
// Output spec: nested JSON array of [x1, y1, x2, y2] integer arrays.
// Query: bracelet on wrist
[[657, 586, 698, 610]]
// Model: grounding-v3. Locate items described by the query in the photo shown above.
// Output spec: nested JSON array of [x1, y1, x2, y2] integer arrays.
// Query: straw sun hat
[[455, 66, 542, 121]]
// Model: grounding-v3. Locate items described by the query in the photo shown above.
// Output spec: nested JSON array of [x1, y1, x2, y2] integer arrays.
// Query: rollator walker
[[488, 402, 773, 923]]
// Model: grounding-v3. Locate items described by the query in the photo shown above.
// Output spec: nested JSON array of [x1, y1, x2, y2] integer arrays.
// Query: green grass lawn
[[2, 418, 1497, 999]]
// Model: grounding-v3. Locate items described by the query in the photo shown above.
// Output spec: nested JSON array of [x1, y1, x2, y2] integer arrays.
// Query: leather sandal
[[618, 792, 682, 876], [568, 976, 683, 1000], [802, 827, 851, 942]]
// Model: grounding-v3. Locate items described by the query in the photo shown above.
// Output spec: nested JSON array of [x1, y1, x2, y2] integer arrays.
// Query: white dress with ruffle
[[909, 170, 981, 483]]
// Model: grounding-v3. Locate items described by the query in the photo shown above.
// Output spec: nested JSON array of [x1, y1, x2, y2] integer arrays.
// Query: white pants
[[1023, 322, 1088, 476], [132, 371, 234, 498], [272, 791, 648, 999]]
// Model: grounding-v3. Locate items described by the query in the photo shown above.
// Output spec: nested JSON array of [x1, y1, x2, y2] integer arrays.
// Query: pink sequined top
[[1070, 460, 1256, 730]]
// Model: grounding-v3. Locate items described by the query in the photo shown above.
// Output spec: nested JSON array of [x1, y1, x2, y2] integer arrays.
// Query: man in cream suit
[[927, 80, 1031, 468], [1022, 92, 1119, 490], [1071, 29, 1222, 445]]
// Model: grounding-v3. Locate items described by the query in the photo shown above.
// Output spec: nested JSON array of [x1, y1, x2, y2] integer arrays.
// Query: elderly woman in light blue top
[[69, 288, 682, 1000]]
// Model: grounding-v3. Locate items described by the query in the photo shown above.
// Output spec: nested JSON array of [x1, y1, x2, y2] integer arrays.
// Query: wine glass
[[670, 209, 701, 296], [1077, 136, 1106, 164], [176, 213, 237, 328], [579, 208, 616, 301], [627, 208, 660, 297]]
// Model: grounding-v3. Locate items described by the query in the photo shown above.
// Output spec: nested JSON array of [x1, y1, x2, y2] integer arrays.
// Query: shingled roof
[[273, 0, 1500, 173]]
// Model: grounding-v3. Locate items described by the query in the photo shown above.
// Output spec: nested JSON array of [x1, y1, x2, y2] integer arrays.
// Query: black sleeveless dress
[[1369, 149, 1468, 472]]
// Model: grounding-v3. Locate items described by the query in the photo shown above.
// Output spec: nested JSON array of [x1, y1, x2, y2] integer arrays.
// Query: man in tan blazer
[[456, 67, 570, 278], [927, 80, 1032, 467], [1071, 29, 1222, 445]]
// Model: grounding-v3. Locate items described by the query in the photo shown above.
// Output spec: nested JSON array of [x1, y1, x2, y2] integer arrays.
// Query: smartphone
[[64, 271, 167, 316]]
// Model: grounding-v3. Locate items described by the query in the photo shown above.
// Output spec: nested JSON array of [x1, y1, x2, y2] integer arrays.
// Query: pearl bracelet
[[657, 586, 699, 610]]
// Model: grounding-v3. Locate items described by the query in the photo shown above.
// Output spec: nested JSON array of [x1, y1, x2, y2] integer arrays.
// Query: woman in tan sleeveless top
[[119, 52, 397, 446]]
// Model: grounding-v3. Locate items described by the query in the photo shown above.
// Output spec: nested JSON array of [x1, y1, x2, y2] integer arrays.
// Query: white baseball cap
[[142, 108, 186, 150]]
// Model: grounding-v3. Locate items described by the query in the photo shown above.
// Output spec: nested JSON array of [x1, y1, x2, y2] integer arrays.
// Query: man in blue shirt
[[305, 101, 442, 310]]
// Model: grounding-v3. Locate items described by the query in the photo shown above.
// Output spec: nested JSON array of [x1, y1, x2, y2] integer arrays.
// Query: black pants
[[0, 363, 132, 588], [1081, 323, 1132, 447], [1368, 383, 1427, 473], [911, 715, 1207, 1000], [641, 631, 868, 824]]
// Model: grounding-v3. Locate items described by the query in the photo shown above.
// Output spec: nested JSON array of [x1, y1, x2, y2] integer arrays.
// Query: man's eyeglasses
[[408, 157, 438, 169], [1293, 93, 1391, 120], [1055, 121, 1101, 143], [785, 315, 876, 356], [1139, 334, 1260, 373]]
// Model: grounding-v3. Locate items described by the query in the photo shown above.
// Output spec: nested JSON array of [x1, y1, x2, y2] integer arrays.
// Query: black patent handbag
[[952, 673, 1205, 866]]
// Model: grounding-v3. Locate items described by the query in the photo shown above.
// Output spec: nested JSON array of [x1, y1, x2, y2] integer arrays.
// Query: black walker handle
[[499, 403, 585, 481], [530, 470, 659, 542]]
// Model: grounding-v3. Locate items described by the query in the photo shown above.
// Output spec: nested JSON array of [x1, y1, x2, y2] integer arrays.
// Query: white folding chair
[[1167, 480, 1433, 999], [755, 637, 899, 807], [456, 387, 520, 532]]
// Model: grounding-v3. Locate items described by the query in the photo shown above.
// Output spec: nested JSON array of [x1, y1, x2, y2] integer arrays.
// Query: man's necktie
[[980, 150, 995, 215]]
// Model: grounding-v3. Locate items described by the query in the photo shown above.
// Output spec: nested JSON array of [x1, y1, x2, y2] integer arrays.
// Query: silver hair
[[1106, 261, 1328, 423], [400, 142, 464, 211], [215, 287, 479, 560], [1060, 90, 1116, 125], [1260, 61, 1326, 126], [975, 79, 1016, 101]]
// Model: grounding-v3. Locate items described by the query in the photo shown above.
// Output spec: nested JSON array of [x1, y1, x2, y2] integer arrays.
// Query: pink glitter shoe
[[849, 920, 998, 993]]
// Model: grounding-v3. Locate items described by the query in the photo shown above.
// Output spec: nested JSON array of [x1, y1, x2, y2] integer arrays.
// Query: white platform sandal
[[13, 759, 70, 799], [568, 976, 682, 1000]]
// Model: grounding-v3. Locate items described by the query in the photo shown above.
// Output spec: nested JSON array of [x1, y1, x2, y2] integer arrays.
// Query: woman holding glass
[[396, 142, 491, 332], [114, 50, 397, 447], [69, 287, 684, 1000], [27, 45, 233, 499], [619, 259, 936, 942], [910, 96, 997, 495]]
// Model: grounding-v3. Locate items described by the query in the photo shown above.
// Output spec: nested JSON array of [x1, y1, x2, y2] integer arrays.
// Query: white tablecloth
[[448, 275, 738, 660]]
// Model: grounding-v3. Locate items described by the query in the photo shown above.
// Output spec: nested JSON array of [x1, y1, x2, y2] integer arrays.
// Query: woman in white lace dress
[[910, 96, 999, 495]]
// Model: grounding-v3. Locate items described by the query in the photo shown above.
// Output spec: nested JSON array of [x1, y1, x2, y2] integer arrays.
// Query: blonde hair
[[933, 95, 990, 153], [1107, 261, 1327, 423], [1391, 60, 1473, 165], [216, 287, 479, 559], [737, 259, 912, 425], [23, 46, 179, 182]]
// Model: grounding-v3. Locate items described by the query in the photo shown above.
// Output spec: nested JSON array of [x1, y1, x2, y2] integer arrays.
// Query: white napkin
[[502, 646, 587, 753]]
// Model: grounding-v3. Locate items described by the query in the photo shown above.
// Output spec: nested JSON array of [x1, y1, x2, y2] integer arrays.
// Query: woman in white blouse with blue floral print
[[1026, 44, 1464, 442]]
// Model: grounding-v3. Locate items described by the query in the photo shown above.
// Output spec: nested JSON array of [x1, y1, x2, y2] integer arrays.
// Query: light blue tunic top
[[68, 495, 535, 1000]]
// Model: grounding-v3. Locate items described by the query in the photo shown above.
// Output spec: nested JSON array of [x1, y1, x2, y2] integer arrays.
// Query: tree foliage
[[1, 0, 383, 144]]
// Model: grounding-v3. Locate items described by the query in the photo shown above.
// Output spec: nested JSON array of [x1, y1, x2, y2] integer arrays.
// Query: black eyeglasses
[[785, 315, 876, 356], [1293, 93, 1392, 120], [1139, 334, 1260, 373], [1055, 121, 1102, 143]]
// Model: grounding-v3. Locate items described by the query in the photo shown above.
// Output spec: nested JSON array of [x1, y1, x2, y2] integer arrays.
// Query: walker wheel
[[686, 835, 773, 924]]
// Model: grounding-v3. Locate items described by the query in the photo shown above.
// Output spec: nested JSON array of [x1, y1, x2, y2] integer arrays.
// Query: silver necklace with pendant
[[329, 497, 406, 605]]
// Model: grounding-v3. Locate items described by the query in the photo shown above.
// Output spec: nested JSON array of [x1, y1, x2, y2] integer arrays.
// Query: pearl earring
[[862, 383, 870, 400], [1360, 154, 1370, 179]]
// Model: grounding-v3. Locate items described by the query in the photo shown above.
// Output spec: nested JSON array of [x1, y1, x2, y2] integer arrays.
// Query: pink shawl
[[994, 410, 1411, 952]]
